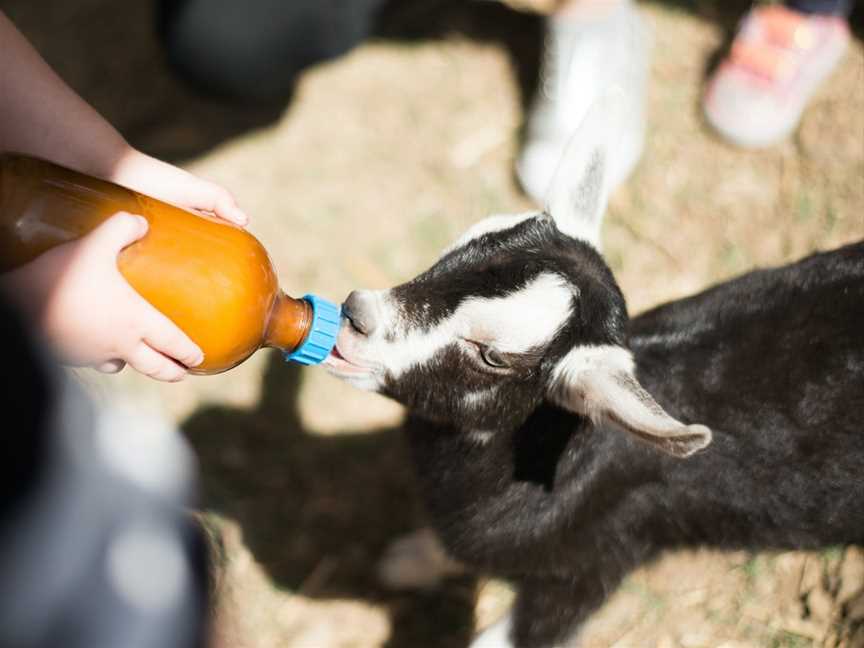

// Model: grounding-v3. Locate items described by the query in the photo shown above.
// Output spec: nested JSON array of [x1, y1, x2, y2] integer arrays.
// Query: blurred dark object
[[788, 0, 855, 16], [0, 296, 209, 648], [157, 0, 386, 102]]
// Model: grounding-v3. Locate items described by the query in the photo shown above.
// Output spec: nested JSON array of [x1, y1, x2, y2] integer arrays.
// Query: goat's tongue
[[322, 345, 345, 367]]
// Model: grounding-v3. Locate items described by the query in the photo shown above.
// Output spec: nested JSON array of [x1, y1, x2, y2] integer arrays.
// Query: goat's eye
[[479, 345, 509, 369]]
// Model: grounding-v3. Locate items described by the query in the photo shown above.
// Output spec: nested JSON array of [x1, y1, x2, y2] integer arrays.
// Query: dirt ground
[[5, 0, 863, 646]]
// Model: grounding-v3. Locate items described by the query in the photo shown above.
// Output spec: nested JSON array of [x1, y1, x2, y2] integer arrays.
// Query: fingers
[[126, 341, 187, 382], [213, 190, 248, 227], [189, 180, 248, 226], [138, 302, 204, 369], [96, 359, 126, 374], [85, 212, 148, 259], [110, 150, 249, 226]]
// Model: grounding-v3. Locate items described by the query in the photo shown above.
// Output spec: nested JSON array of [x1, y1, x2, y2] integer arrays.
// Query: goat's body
[[632, 241, 864, 546], [405, 242, 864, 647]]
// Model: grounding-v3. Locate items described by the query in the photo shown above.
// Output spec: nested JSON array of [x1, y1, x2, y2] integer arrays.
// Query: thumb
[[84, 212, 149, 258]]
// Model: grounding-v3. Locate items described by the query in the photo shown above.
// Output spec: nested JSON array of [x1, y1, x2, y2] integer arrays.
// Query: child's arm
[[0, 11, 247, 226], [0, 11, 247, 380]]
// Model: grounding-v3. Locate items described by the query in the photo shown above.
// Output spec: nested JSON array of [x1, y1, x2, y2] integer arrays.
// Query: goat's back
[[629, 241, 864, 544]]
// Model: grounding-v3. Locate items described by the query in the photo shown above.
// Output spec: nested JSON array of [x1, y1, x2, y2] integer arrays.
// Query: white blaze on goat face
[[334, 271, 574, 388], [459, 272, 574, 353]]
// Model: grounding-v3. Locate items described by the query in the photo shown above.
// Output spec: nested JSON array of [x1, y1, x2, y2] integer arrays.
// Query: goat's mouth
[[323, 344, 373, 377]]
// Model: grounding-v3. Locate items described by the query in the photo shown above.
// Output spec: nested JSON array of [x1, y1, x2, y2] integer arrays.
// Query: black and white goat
[[324, 94, 864, 648]]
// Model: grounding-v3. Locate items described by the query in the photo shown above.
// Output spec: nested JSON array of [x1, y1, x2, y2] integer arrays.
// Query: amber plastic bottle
[[0, 153, 340, 374]]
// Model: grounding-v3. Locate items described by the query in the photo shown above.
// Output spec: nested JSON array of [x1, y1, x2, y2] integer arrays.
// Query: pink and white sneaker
[[703, 4, 851, 149]]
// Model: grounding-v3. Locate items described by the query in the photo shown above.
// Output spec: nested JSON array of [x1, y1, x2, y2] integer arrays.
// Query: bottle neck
[[263, 292, 313, 353]]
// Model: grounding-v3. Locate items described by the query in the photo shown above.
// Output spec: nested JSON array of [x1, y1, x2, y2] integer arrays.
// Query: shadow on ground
[[8, 0, 837, 166], [2, 0, 545, 162], [182, 355, 477, 648], [1, 0, 285, 161]]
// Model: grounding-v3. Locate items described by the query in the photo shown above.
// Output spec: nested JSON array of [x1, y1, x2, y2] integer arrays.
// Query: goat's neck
[[404, 405, 652, 516]]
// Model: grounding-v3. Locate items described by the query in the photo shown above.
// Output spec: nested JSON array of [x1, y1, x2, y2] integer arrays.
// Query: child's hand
[[109, 149, 248, 226], [2, 212, 204, 381]]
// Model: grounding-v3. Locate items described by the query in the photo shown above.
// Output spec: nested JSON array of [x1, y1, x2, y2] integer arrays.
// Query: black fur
[[386, 231, 864, 647]]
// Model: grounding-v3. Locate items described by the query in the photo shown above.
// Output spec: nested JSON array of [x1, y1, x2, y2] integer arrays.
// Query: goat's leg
[[500, 573, 625, 648], [470, 578, 595, 648]]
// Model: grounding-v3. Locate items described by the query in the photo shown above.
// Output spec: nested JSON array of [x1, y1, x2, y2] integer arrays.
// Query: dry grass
[[7, 0, 863, 645]]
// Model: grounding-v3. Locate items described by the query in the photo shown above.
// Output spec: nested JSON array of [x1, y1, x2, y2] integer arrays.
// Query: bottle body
[[0, 153, 320, 374]]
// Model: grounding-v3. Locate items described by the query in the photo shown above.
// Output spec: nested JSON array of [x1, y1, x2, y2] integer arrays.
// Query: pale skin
[[0, 11, 248, 381]]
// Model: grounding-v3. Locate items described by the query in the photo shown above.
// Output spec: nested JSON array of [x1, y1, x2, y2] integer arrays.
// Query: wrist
[[103, 147, 167, 192], [85, 135, 137, 181]]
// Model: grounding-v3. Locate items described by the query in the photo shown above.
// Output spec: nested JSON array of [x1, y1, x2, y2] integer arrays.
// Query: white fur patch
[[470, 609, 576, 648], [459, 273, 575, 354], [466, 429, 495, 445], [544, 87, 628, 250], [381, 272, 573, 379], [336, 273, 575, 385], [471, 613, 514, 648], [446, 212, 538, 254], [550, 345, 712, 455], [552, 345, 636, 383], [462, 387, 500, 410], [549, 344, 638, 422]]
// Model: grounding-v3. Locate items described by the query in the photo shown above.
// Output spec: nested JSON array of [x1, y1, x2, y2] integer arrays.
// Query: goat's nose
[[342, 290, 379, 336]]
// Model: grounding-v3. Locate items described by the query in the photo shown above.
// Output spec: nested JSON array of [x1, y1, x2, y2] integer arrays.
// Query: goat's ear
[[549, 345, 712, 458], [543, 87, 626, 249]]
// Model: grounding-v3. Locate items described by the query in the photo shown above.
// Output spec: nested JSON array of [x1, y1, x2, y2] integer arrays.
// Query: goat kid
[[323, 95, 864, 647]]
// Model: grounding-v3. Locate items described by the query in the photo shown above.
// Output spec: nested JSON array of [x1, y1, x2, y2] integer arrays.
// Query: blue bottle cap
[[284, 294, 341, 366]]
